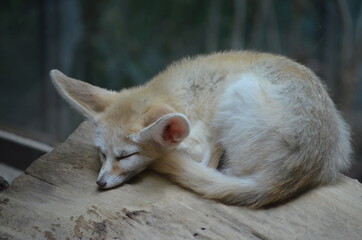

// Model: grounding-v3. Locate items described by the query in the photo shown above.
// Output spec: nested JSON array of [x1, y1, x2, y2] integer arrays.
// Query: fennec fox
[[51, 51, 352, 208]]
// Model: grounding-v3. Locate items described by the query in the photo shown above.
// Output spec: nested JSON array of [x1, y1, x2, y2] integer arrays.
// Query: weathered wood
[[0, 121, 361, 240]]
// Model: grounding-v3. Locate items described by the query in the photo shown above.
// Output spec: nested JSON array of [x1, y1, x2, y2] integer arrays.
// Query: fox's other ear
[[139, 113, 190, 148], [50, 69, 117, 120]]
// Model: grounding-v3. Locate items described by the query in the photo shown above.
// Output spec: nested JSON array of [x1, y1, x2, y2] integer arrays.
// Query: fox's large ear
[[50, 69, 117, 120], [139, 113, 190, 148]]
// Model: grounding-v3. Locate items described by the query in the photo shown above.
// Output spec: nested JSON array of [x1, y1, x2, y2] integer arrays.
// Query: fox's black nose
[[96, 179, 107, 188]]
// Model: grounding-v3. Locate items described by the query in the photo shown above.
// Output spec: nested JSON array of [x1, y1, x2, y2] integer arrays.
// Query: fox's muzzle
[[96, 177, 107, 188]]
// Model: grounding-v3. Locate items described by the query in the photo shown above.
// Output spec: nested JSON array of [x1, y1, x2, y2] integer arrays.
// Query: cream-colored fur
[[51, 51, 352, 208]]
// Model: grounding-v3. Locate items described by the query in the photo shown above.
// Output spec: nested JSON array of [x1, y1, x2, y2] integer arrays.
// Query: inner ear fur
[[50, 69, 117, 120]]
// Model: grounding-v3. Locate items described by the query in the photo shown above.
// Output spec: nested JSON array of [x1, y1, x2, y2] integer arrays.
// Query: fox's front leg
[[150, 151, 196, 181], [150, 143, 220, 177]]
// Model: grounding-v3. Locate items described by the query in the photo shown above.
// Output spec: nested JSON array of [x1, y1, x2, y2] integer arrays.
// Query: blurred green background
[[0, 0, 361, 179]]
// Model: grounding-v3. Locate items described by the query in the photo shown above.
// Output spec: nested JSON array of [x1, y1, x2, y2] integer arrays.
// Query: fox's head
[[50, 70, 190, 189]]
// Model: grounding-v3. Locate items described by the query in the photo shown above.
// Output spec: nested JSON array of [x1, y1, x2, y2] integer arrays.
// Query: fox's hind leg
[[214, 73, 287, 177]]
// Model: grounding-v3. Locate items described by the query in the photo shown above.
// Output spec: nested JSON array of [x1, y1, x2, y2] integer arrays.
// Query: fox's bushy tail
[[156, 153, 299, 208]]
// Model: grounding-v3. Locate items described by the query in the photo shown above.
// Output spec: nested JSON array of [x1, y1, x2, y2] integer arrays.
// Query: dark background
[[0, 0, 361, 181]]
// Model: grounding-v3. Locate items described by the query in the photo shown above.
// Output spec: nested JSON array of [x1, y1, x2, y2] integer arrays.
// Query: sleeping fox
[[51, 51, 352, 208]]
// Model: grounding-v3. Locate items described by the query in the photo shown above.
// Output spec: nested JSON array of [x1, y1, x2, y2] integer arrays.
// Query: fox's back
[[146, 51, 331, 123]]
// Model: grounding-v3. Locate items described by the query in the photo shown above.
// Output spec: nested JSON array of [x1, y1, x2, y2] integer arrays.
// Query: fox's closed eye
[[116, 152, 139, 161]]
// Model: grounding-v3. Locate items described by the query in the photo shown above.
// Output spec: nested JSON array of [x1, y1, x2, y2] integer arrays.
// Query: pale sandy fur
[[51, 51, 352, 208]]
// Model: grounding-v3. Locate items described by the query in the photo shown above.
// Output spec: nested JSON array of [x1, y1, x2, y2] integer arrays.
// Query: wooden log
[[0, 121, 361, 240]]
